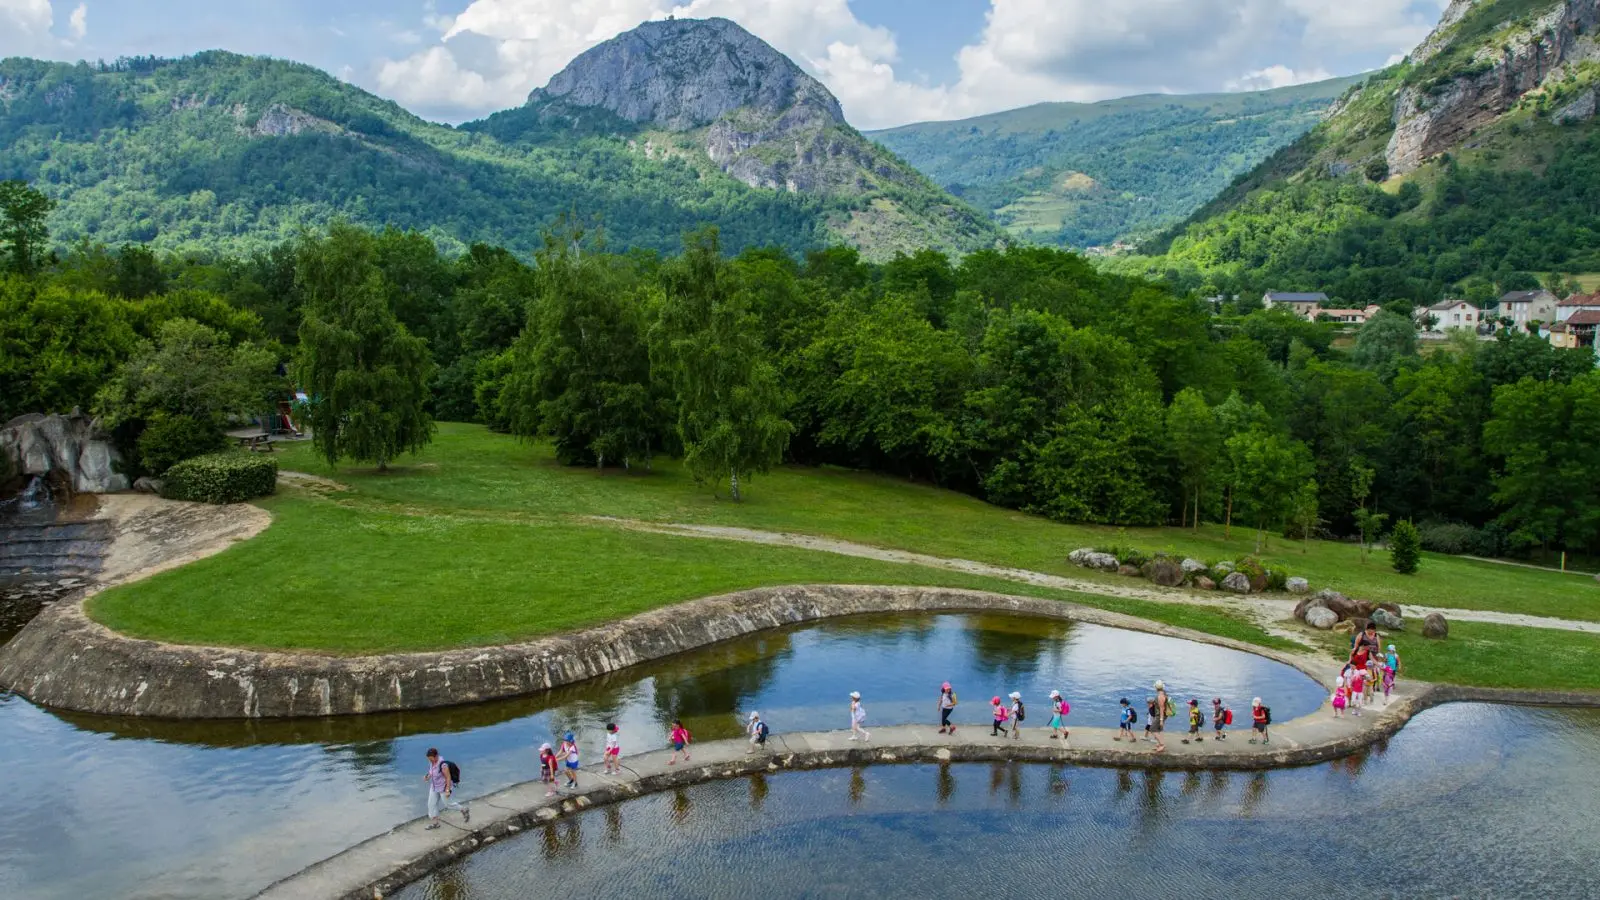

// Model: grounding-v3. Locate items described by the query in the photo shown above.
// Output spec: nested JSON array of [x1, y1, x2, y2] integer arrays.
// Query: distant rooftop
[[1499, 290, 1554, 304], [1558, 293, 1600, 307], [1265, 292, 1328, 303], [1565, 309, 1600, 326]]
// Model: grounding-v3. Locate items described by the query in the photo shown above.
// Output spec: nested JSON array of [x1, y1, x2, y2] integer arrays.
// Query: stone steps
[[0, 518, 113, 581]]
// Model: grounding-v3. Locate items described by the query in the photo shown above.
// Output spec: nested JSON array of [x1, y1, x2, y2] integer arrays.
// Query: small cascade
[[0, 475, 58, 525]]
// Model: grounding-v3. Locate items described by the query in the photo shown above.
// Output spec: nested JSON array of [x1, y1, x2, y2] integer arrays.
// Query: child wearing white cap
[[849, 691, 870, 742], [1009, 692, 1025, 740], [748, 711, 769, 750]]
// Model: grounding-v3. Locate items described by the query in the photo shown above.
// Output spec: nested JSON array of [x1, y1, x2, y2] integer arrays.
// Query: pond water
[[0, 614, 1332, 899], [397, 704, 1600, 900]]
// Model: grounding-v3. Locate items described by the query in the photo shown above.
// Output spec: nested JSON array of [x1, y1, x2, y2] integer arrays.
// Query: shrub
[[1096, 544, 1147, 567], [1390, 520, 1422, 575], [136, 413, 227, 475], [1265, 567, 1291, 591], [162, 452, 277, 504], [1418, 521, 1508, 558]]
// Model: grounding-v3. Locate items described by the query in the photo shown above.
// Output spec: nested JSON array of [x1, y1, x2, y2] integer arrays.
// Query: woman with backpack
[[1151, 681, 1171, 753], [423, 747, 468, 830]]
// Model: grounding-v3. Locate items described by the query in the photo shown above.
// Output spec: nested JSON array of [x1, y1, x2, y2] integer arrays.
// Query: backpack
[[1163, 697, 1176, 718], [445, 761, 461, 785], [1127, 708, 1137, 724], [1261, 706, 1272, 725], [1223, 709, 1234, 726], [1015, 701, 1026, 722], [1058, 701, 1070, 717], [756, 721, 770, 738], [1194, 711, 1206, 728]]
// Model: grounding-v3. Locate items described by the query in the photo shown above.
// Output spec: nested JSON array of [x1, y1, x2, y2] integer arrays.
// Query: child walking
[[937, 682, 958, 734], [990, 696, 1009, 736], [1116, 698, 1136, 741], [1381, 663, 1396, 705], [1349, 666, 1366, 717], [1212, 698, 1229, 741], [603, 723, 621, 775], [1008, 692, 1025, 740], [539, 742, 559, 796], [1048, 690, 1069, 741], [559, 731, 580, 789], [1182, 699, 1203, 744], [1332, 676, 1347, 718], [1250, 697, 1270, 744], [668, 719, 692, 765], [849, 691, 871, 742], [1143, 696, 1158, 742]]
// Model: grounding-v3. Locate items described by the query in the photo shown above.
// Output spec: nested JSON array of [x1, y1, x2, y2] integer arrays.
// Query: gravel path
[[591, 518, 1600, 636]]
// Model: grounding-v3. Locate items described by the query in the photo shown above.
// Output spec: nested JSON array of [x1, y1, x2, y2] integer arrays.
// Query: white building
[[1420, 300, 1482, 333], [1263, 292, 1329, 321]]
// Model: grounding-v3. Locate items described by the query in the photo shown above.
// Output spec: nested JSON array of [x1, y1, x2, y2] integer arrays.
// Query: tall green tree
[[0, 278, 139, 420], [1225, 427, 1314, 552], [0, 181, 54, 276], [1350, 310, 1419, 377], [1483, 372, 1600, 553], [502, 232, 661, 468], [1166, 387, 1220, 529], [654, 228, 791, 501], [293, 224, 436, 471]]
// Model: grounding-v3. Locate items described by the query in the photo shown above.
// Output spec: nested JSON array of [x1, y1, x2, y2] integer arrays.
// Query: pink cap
[[991, 696, 1001, 704], [942, 682, 951, 691]]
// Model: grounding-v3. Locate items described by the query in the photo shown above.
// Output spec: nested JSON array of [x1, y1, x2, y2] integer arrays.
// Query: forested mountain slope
[[869, 76, 1363, 249], [1126, 0, 1600, 304], [0, 20, 1000, 261]]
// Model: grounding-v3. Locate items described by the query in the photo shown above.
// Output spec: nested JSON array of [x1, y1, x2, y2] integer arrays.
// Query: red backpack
[[1222, 709, 1234, 725]]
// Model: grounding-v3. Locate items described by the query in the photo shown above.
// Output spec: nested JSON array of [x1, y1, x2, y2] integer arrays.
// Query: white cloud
[[67, 1, 84, 41], [366, 0, 1452, 127], [0, 0, 55, 54]]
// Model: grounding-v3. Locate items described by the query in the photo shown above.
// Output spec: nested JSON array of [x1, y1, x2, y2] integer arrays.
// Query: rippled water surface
[[399, 704, 1600, 900], [0, 613, 1378, 899]]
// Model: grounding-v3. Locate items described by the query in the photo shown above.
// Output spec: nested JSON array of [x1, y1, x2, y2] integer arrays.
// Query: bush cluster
[[1417, 520, 1506, 557], [136, 413, 227, 475], [161, 452, 277, 504]]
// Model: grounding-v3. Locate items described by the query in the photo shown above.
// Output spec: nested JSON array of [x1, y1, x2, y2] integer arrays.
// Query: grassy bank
[[1319, 624, 1600, 693]]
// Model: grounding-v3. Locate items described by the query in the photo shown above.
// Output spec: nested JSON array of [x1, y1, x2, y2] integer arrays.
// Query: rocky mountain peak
[[526, 17, 844, 131]]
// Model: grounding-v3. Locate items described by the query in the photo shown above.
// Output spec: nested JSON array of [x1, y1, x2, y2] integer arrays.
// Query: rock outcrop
[[1387, 0, 1600, 175], [1141, 557, 1185, 587], [0, 412, 129, 494], [1422, 612, 1450, 639]]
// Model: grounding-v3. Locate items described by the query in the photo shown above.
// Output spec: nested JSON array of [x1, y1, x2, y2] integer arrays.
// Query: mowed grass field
[[88, 424, 1600, 689]]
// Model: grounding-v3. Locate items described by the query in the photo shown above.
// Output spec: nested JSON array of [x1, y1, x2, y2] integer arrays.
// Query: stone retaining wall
[[0, 584, 1329, 719]]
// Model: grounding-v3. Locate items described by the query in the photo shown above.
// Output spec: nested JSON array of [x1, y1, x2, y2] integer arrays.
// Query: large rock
[[1117, 564, 1142, 577], [1221, 572, 1252, 594], [1293, 596, 1327, 621], [1180, 558, 1209, 575], [1068, 548, 1094, 565], [0, 411, 129, 494], [1371, 608, 1404, 631], [1285, 576, 1310, 594], [1194, 576, 1216, 590], [1142, 557, 1185, 588], [132, 476, 165, 494], [1084, 552, 1119, 572], [1422, 612, 1449, 639], [1310, 589, 1364, 621], [1305, 606, 1339, 630], [1212, 561, 1235, 576]]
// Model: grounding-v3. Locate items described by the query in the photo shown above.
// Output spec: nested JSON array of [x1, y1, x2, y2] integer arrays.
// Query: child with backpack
[[1143, 696, 1158, 742], [539, 742, 559, 797], [1117, 698, 1136, 741], [1009, 692, 1025, 740], [748, 711, 770, 750], [1212, 698, 1230, 740], [1250, 697, 1271, 744], [603, 723, 621, 775], [849, 691, 870, 742], [990, 696, 1009, 736], [1364, 657, 1380, 706], [559, 732, 581, 789], [1381, 662, 1396, 705], [1332, 675, 1348, 718], [1182, 699, 1204, 744], [1048, 689, 1069, 741], [1349, 667, 1366, 717], [423, 747, 468, 829], [937, 682, 958, 734], [668, 719, 692, 764]]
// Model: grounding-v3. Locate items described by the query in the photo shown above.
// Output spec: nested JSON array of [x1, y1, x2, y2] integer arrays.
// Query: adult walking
[[423, 747, 468, 830], [849, 691, 871, 742], [937, 682, 958, 734], [1151, 680, 1170, 753]]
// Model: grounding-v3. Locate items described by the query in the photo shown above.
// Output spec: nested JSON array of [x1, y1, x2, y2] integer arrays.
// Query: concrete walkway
[[597, 518, 1600, 635], [256, 684, 1430, 900]]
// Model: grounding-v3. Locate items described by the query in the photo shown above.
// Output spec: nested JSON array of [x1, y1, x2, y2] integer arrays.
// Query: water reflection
[[399, 706, 1600, 900], [0, 614, 1330, 900]]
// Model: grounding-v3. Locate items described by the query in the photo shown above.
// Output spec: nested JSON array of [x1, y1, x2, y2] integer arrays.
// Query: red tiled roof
[[1565, 310, 1600, 326], [1558, 293, 1600, 307]]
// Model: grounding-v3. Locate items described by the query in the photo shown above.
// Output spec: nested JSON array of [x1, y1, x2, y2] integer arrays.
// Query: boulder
[[1068, 548, 1095, 566], [1180, 558, 1209, 575], [1212, 562, 1235, 576], [1422, 612, 1449, 639], [1305, 606, 1339, 630], [132, 476, 165, 494], [1141, 557, 1185, 588], [1194, 576, 1216, 590], [1377, 602, 1402, 617], [1249, 574, 1268, 593], [1311, 590, 1364, 621], [1221, 571, 1252, 593], [1085, 552, 1119, 572], [1371, 608, 1404, 631], [1117, 564, 1142, 577], [0, 411, 128, 494], [1285, 576, 1310, 594], [1293, 596, 1327, 621]]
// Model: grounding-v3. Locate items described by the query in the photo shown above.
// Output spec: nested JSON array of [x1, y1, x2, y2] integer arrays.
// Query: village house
[[1419, 299, 1482, 333], [1549, 310, 1600, 350], [1262, 291, 1328, 321], [1495, 289, 1559, 330], [1555, 292, 1600, 323], [1318, 305, 1382, 325]]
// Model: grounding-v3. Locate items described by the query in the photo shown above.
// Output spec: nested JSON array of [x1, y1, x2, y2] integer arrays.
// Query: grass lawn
[[265, 424, 1600, 623], [90, 491, 1295, 654], [1320, 624, 1600, 693]]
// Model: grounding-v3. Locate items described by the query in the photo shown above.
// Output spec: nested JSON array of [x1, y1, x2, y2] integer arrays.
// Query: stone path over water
[[596, 518, 1600, 636], [257, 685, 1434, 900]]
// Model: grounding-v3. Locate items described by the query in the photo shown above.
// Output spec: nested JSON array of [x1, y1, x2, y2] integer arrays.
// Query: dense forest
[[871, 77, 1361, 249], [5, 178, 1598, 558]]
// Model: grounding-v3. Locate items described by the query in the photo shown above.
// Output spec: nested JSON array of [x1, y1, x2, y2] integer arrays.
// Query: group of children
[[1332, 642, 1401, 718], [1107, 686, 1272, 751], [981, 688, 1073, 741]]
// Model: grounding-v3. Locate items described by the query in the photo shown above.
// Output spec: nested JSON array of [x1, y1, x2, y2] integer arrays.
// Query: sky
[[0, 0, 1453, 129]]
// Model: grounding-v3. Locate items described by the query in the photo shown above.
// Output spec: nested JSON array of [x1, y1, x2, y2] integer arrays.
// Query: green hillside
[[869, 76, 1365, 249], [0, 52, 993, 260], [1123, 0, 1600, 303]]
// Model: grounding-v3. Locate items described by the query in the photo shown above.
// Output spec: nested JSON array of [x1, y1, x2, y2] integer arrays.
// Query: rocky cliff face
[[1387, 0, 1600, 174]]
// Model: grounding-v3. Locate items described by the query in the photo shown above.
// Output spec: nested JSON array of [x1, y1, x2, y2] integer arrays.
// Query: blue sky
[[1, 1, 1452, 129]]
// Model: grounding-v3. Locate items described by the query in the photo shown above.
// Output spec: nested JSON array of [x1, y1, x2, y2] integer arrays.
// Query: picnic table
[[236, 433, 276, 452]]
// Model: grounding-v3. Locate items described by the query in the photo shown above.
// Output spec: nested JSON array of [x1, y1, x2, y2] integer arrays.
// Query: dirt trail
[[590, 517, 1600, 636]]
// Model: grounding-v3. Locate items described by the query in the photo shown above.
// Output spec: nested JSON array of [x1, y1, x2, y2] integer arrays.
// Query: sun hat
[[850, 691, 861, 699], [1388, 644, 1396, 651], [991, 696, 1001, 704], [749, 711, 760, 720], [564, 731, 574, 741], [1251, 697, 1262, 706], [942, 681, 951, 691], [1049, 689, 1061, 698], [1153, 679, 1165, 691], [539, 742, 551, 751], [1009, 691, 1021, 700]]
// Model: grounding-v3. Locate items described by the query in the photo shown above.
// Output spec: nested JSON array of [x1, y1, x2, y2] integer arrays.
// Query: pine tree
[[1389, 519, 1422, 575]]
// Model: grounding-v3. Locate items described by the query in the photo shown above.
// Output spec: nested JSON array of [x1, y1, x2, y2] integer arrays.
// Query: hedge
[[161, 452, 278, 504]]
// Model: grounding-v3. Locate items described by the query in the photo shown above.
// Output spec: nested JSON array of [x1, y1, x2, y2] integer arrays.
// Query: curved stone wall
[[0, 584, 1328, 719]]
